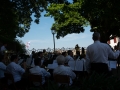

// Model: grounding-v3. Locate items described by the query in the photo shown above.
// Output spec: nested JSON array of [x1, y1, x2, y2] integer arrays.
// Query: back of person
[[29, 58, 51, 85], [53, 55, 76, 85], [54, 65, 75, 77], [87, 42, 110, 64], [6, 62, 25, 82], [86, 32, 120, 74], [6, 55, 25, 82]]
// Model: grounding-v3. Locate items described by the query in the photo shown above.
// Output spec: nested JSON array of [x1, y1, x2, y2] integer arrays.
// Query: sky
[[17, 4, 94, 50]]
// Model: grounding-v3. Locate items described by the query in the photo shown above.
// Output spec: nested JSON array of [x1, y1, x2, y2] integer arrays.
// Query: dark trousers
[[90, 63, 110, 75]]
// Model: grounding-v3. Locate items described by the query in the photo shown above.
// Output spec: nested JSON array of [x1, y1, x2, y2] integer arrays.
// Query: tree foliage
[[0, 0, 47, 40], [46, 0, 120, 42], [45, 0, 88, 39], [81, 0, 120, 42]]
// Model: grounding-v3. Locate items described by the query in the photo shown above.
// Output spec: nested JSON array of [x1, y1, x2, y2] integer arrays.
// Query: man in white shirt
[[29, 58, 51, 85], [86, 32, 120, 74], [0, 43, 7, 55], [0, 55, 6, 84], [53, 55, 76, 85], [0, 55, 6, 79], [6, 55, 27, 89], [65, 50, 74, 65]]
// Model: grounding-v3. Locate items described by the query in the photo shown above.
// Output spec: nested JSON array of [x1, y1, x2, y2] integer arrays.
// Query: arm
[[42, 68, 51, 78], [0, 62, 6, 71], [68, 68, 76, 79], [17, 65, 25, 75], [108, 45, 120, 59]]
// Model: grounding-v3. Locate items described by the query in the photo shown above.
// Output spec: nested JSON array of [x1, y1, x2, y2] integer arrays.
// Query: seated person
[[29, 58, 51, 85], [53, 55, 76, 86], [0, 55, 6, 82], [6, 55, 27, 89], [65, 50, 74, 66]]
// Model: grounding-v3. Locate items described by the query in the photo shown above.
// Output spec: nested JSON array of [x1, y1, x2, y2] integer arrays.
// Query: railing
[[26, 47, 87, 55]]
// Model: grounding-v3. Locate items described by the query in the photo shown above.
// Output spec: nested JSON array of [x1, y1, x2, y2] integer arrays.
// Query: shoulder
[[0, 62, 6, 67]]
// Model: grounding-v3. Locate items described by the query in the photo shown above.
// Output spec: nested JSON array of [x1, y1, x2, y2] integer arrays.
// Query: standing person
[[0, 43, 7, 56], [86, 32, 120, 74]]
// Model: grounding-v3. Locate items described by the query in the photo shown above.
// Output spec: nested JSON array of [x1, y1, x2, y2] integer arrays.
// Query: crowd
[[0, 32, 120, 90]]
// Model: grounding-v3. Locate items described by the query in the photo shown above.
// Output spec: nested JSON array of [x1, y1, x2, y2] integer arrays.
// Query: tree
[[45, 0, 120, 43], [81, 0, 120, 43], [45, 0, 88, 39], [0, 0, 47, 40]]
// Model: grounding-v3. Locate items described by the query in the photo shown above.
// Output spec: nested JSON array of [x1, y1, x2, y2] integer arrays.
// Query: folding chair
[[28, 74, 42, 87], [4, 73, 18, 90], [54, 74, 70, 86]]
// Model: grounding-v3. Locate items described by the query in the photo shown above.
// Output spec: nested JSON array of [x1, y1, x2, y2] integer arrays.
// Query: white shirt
[[81, 58, 86, 71], [65, 55, 74, 63], [0, 62, 6, 79], [86, 41, 120, 72], [1, 46, 6, 55], [6, 62, 25, 82], [29, 66, 51, 85], [53, 65, 76, 85]]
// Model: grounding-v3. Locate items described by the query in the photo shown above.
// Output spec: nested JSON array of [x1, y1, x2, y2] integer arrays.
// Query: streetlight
[[51, 30, 56, 53]]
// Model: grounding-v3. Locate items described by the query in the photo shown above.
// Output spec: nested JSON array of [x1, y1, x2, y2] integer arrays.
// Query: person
[[86, 32, 120, 74], [29, 58, 51, 85], [6, 55, 27, 89], [0, 55, 6, 81], [0, 43, 7, 56], [53, 55, 76, 86], [65, 50, 74, 65], [62, 52, 67, 57]]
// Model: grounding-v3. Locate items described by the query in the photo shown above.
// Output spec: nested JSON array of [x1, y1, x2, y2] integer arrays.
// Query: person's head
[[43, 49, 46, 53], [10, 55, 18, 63], [34, 58, 41, 66], [56, 55, 65, 65], [32, 51, 35, 55], [67, 50, 73, 56], [62, 52, 67, 57], [92, 32, 100, 41], [38, 52, 43, 57], [0, 55, 4, 62], [80, 54, 86, 59], [76, 51, 80, 56]]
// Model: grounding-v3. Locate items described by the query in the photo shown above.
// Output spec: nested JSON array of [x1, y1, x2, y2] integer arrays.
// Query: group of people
[[0, 32, 120, 89]]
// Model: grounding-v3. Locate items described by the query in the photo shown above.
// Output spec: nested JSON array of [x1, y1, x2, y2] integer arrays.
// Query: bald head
[[56, 55, 65, 65], [92, 32, 100, 41]]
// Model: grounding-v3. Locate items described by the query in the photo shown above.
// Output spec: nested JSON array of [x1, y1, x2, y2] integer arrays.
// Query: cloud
[[25, 39, 51, 43], [57, 33, 90, 42]]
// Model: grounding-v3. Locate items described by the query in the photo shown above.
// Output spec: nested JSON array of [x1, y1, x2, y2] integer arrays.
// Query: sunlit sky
[[17, 0, 94, 50]]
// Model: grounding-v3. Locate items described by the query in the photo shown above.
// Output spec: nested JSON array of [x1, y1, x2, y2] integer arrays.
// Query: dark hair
[[32, 51, 35, 54], [62, 52, 66, 56], [38, 52, 43, 56], [80, 54, 86, 59], [10, 55, 18, 61], [76, 51, 80, 55], [0, 55, 4, 61], [92, 32, 100, 41], [67, 50, 72, 55], [34, 58, 41, 65]]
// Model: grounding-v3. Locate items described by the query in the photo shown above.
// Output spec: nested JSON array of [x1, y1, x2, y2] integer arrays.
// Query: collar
[[94, 40, 100, 43], [34, 66, 41, 68], [58, 65, 64, 67]]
